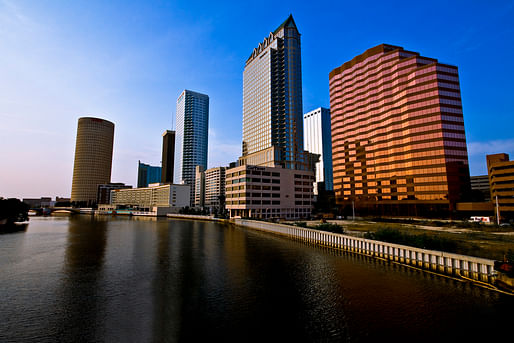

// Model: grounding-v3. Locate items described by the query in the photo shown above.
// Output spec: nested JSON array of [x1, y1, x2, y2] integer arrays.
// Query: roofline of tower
[[329, 44, 408, 79]]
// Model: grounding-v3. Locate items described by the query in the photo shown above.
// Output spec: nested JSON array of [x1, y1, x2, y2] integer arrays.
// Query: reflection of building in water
[[58, 216, 108, 341]]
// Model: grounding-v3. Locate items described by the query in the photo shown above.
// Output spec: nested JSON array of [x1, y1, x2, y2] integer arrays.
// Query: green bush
[[294, 221, 308, 228], [364, 227, 458, 253], [315, 222, 344, 234]]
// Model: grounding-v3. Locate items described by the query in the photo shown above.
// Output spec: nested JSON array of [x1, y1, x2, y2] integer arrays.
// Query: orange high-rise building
[[329, 44, 470, 216]]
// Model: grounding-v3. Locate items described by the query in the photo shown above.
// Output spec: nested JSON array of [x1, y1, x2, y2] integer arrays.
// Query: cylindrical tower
[[71, 117, 115, 205]]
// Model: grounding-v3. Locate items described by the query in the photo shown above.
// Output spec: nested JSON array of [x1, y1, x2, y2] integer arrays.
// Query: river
[[0, 216, 512, 342]]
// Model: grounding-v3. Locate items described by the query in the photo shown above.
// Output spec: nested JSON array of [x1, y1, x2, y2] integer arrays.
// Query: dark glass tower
[[161, 130, 175, 184]]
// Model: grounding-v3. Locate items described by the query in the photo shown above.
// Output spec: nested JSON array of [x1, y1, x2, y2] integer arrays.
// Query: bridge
[[31, 207, 81, 215]]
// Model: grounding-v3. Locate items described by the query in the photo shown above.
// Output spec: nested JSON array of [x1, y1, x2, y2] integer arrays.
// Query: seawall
[[233, 219, 512, 293]]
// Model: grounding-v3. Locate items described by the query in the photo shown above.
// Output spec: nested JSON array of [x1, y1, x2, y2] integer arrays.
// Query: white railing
[[234, 219, 497, 283]]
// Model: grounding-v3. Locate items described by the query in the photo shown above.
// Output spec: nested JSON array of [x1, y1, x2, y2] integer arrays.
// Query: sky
[[1, 0, 513, 199]]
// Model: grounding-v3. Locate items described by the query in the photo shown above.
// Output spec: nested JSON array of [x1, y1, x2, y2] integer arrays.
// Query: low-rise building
[[225, 165, 314, 219], [205, 167, 226, 211], [110, 183, 190, 214]]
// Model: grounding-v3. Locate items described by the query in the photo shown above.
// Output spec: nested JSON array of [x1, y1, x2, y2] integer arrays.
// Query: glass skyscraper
[[137, 161, 161, 188], [240, 15, 307, 170], [174, 89, 209, 205]]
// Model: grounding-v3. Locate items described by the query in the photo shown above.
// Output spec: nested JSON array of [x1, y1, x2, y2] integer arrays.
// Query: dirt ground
[[290, 219, 514, 261]]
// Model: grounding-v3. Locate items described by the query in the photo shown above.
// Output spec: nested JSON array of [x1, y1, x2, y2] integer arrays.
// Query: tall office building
[[161, 130, 175, 184], [137, 161, 161, 188], [240, 15, 308, 170], [174, 90, 209, 205], [226, 15, 315, 220], [303, 107, 333, 194], [329, 44, 470, 216], [71, 117, 114, 205]]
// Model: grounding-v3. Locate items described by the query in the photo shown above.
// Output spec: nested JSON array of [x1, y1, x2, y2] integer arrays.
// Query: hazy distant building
[[22, 197, 52, 208], [329, 44, 470, 216], [470, 175, 490, 201], [303, 107, 333, 194], [161, 130, 175, 184], [97, 183, 132, 205], [137, 161, 161, 188], [110, 183, 190, 215], [487, 153, 514, 219], [175, 90, 209, 205], [71, 117, 114, 206]]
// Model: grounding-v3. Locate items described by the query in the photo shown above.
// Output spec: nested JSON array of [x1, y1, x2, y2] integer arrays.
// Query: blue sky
[[1, 0, 513, 198]]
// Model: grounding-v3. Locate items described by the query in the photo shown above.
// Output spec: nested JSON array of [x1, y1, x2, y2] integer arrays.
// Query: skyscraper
[[161, 130, 175, 184], [226, 15, 315, 220], [240, 14, 308, 170], [174, 90, 209, 205], [329, 44, 470, 216], [303, 107, 333, 194], [71, 117, 114, 206]]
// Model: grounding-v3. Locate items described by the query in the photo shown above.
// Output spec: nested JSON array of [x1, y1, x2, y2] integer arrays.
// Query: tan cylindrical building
[[71, 117, 115, 205]]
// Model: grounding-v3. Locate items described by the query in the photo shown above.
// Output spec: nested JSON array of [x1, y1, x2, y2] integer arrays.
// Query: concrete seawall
[[234, 219, 499, 287]]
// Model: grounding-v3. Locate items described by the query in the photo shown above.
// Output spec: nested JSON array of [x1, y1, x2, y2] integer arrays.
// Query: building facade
[[487, 153, 514, 219], [329, 44, 470, 217], [303, 107, 334, 194], [470, 175, 491, 202], [225, 165, 314, 219], [240, 15, 309, 170], [71, 117, 115, 205], [137, 161, 162, 188], [205, 167, 226, 211], [161, 130, 175, 184], [110, 183, 190, 211], [194, 165, 205, 208], [174, 90, 209, 205], [97, 183, 132, 205]]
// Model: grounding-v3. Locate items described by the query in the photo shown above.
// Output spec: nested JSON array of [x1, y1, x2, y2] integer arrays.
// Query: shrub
[[364, 227, 458, 253], [315, 222, 344, 234]]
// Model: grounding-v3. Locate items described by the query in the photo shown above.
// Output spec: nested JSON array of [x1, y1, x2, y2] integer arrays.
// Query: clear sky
[[1, 0, 513, 199]]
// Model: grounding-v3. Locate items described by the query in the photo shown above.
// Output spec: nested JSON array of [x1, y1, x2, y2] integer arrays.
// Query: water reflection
[[0, 217, 512, 343], [53, 216, 108, 342]]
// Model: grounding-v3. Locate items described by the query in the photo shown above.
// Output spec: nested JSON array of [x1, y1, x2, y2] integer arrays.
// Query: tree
[[0, 198, 29, 226]]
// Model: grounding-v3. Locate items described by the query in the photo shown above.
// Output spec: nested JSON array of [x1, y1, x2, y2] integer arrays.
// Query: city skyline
[[1, 1, 513, 198]]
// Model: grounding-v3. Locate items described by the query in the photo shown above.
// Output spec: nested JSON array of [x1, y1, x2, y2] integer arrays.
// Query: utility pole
[[496, 195, 500, 225]]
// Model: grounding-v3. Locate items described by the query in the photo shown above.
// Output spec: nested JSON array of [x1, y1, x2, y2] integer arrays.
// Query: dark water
[[0, 216, 512, 342]]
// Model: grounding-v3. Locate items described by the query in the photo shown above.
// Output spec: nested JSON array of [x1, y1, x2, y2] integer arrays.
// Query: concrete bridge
[[31, 207, 81, 215]]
